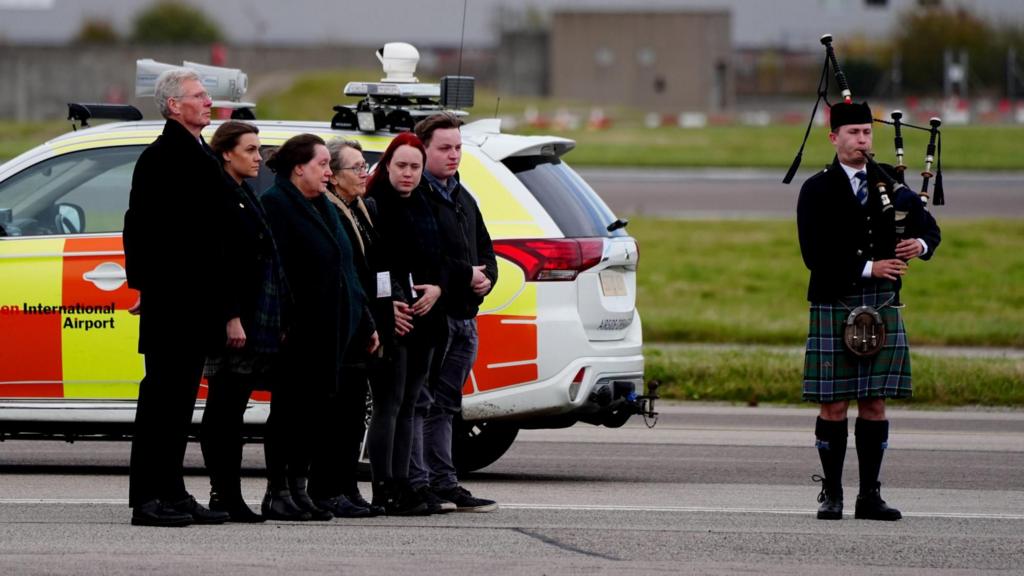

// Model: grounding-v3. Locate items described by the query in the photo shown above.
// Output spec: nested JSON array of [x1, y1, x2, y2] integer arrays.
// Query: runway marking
[[3, 499, 1023, 520], [501, 503, 1024, 521]]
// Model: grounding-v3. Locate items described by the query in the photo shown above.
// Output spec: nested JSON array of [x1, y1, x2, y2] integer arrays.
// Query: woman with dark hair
[[306, 138, 385, 517], [364, 132, 446, 515], [259, 133, 372, 521], [199, 121, 286, 523]]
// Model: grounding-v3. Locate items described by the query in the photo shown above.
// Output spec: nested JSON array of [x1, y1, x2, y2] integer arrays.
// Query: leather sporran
[[843, 306, 886, 358]]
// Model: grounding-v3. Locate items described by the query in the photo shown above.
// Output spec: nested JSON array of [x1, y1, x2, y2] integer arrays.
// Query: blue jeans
[[409, 316, 478, 490]]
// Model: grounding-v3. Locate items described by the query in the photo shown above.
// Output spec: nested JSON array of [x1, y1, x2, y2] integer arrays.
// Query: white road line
[[3, 499, 1022, 520], [499, 502, 1024, 520]]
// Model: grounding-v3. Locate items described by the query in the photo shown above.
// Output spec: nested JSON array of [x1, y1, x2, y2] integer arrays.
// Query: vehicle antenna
[[456, 0, 468, 79], [494, 96, 501, 118]]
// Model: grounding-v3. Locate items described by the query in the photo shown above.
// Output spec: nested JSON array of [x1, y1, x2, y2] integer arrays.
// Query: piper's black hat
[[830, 101, 873, 130]]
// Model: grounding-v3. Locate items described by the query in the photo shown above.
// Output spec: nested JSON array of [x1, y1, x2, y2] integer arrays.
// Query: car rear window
[[503, 156, 626, 238]]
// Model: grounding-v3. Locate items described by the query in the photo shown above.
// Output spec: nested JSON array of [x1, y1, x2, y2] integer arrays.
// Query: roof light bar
[[67, 103, 143, 128]]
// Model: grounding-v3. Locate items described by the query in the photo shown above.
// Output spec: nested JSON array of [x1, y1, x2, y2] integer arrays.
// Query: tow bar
[[629, 379, 660, 428]]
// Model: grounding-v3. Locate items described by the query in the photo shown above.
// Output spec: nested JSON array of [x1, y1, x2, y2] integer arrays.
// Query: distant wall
[[550, 11, 734, 113], [0, 44, 496, 121], [497, 29, 549, 97]]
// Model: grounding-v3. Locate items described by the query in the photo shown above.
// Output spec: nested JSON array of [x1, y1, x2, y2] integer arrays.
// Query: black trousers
[[366, 340, 434, 483], [128, 348, 204, 507], [200, 371, 259, 499], [264, 364, 329, 491], [309, 364, 370, 500]]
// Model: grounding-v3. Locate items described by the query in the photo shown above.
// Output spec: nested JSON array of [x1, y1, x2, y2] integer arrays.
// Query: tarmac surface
[[579, 168, 1024, 219], [1, 403, 1021, 575]]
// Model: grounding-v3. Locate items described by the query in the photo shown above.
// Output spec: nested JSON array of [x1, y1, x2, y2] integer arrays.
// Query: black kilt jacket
[[796, 157, 941, 304]]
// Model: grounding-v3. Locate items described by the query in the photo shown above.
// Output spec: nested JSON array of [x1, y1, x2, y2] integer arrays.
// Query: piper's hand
[[128, 296, 141, 315], [471, 265, 491, 296], [394, 301, 414, 336], [366, 330, 380, 355], [895, 238, 924, 261], [411, 284, 441, 316], [226, 317, 246, 349], [872, 259, 908, 281]]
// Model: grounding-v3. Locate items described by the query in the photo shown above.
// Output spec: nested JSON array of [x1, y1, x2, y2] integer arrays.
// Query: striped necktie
[[854, 171, 868, 205]]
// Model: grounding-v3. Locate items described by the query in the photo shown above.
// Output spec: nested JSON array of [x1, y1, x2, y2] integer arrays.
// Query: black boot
[[345, 487, 384, 517], [385, 479, 430, 516], [261, 487, 312, 522], [288, 477, 333, 521], [209, 490, 265, 523], [854, 418, 902, 521], [372, 479, 394, 511], [813, 417, 847, 520]]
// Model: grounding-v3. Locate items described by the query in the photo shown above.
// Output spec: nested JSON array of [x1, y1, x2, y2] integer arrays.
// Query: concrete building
[[550, 10, 732, 112]]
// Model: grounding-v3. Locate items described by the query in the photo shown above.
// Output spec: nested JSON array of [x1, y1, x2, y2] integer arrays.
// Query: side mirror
[[54, 203, 86, 234]]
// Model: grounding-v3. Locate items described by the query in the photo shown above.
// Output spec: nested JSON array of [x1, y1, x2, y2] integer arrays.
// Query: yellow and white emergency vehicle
[[0, 46, 649, 471]]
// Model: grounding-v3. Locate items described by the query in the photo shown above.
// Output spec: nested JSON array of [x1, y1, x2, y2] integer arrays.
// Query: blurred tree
[[894, 6, 999, 96], [132, 1, 223, 44], [74, 18, 120, 44]]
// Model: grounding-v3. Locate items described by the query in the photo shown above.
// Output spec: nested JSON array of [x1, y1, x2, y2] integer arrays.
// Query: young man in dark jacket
[[408, 113, 499, 512], [123, 68, 231, 527]]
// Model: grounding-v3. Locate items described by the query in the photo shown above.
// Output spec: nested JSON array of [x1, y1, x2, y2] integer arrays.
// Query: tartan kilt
[[802, 282, 912, 403]]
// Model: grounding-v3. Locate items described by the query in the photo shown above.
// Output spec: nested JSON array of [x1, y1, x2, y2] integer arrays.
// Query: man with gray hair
[[123, 68, 231, 526]]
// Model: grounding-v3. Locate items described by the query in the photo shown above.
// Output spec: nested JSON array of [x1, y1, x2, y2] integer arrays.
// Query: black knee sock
[[815, 417, 848, 492], [855, 418, 889, 495]]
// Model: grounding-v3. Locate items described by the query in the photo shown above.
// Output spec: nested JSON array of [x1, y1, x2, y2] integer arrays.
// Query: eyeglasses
[[176, 91, 211, 102], [339, 163, 369, 174]]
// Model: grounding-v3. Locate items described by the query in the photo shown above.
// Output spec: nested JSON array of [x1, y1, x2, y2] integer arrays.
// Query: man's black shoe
[[209, 492, 265, 524], [168, 495, 229, 524], [416, 486, 456, 514], [315, 495, 373, 518], [855, 488, 902, 521], [346, 490, 385, 517], [131, 499, 192, 527], [434, 485, 498, 513], [813, 474, 843, 520]]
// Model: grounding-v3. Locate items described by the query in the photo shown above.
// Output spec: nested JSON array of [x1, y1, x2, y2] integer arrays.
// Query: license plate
[[599, 270, 627, 297]]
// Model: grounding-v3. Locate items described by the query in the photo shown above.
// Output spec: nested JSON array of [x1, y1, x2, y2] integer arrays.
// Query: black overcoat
[[123, 119, 228, 354], [330, 195, 392, 360], [796, 157, 941, 303], [260, 176, 366, 393], [214, 172, 287, 354]]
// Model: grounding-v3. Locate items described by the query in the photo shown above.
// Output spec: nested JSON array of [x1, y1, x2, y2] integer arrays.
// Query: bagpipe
[[783, 34, 945, 209]]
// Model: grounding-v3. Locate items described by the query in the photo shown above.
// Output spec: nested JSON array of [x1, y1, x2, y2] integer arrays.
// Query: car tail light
[[494, 238, 604, 281], [568, 367, 586, 401]]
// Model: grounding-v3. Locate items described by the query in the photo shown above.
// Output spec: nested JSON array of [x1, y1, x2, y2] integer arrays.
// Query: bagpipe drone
[[783, 34, 945, 209]]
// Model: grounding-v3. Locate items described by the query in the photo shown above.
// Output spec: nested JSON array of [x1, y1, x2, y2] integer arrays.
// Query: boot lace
[[812, 474, 829, 503]]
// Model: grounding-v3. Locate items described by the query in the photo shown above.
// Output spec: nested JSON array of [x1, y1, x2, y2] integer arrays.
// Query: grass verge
[[631, 218, 1024, 348], [4, 69, 1024, 169], [0, 120, 68, 161], [645, 345, 1024, 407], [544, 124, 1024, 170]]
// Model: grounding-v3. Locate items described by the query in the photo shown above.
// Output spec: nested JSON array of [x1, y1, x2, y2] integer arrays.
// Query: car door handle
[[83, 262, 127, 292]]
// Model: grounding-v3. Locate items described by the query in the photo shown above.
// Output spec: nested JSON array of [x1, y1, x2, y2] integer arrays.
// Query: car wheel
[[452, 418, 519, 474]]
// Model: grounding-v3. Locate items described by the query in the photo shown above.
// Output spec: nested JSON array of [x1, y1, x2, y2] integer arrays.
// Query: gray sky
[[1, 0, 1022, 49]]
